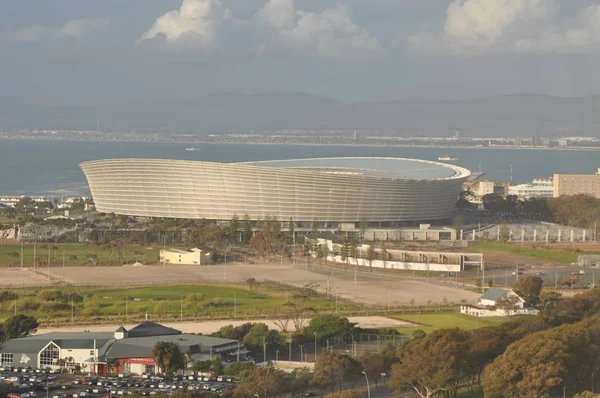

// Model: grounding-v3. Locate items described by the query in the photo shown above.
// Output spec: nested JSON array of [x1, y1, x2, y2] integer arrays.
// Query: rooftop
[[237, 157, 471, 180]]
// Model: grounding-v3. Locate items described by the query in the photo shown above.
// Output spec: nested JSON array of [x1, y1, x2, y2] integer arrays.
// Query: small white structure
[[461, 288, 539, 317], [159, 248, 213, 265]]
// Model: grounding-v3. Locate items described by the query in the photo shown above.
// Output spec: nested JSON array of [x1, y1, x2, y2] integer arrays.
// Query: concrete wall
[[327, 255, 462, 272]]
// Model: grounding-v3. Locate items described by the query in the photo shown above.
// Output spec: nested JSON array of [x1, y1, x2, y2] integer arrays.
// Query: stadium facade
[[80, 157, 470, 224]]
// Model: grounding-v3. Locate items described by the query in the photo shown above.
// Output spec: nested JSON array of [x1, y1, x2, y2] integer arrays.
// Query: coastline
[[1, 136, 600, 152]]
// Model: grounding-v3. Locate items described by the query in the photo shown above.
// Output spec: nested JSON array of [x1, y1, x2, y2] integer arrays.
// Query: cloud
[[3, 18, 109, 43], [138, 0, 229, 48], [138, 0, 383, 58], [257, 0, 383, 57], [408, 0, 600, 54]]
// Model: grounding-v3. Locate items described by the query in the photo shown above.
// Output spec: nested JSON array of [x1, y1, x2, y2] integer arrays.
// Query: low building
[[0, 321, 243, 375], [508, 181, 553, 199], [460, 288, 539, 317], [159, 248, 213, 265]]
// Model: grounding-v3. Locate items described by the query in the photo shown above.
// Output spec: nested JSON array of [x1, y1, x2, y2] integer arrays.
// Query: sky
[[2, 0, 600, 105]]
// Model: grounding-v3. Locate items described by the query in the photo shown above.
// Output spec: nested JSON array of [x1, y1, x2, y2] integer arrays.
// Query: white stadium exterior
[[80, 157, 470, 224]]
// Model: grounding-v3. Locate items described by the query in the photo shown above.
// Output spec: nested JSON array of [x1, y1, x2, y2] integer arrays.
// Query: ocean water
[[0, 139, 598, 196]]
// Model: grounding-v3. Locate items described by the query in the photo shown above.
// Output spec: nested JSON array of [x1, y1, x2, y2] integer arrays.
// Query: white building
[[460, 288, 539, 317], [0, 195, 45, 207], [508, 181, 554, 199], [159, 248, 213, 265]]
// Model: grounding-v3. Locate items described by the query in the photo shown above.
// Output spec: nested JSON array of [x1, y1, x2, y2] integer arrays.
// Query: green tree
[[499, 222, 510, 242], [234, 366, 289, 398], [84, 299, 101, 318], [225, 361, 255, 377], [313, 352, 361, 393], [390, 328, 470, 398], [306, 315, 356, 341], [366, 244, 376, 271], [288, 218, 295, 243], [0, 324, 6, 343], [3, 314, 39, 339], [230, 214, 241, 243], [246, 277, 257, 293], [151, 341, 183, 376], [381, 245, 388, 273], [512, 276, 543, 305]]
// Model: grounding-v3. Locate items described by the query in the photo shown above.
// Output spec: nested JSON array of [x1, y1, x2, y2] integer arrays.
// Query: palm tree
[[151, 341, 183, 376]]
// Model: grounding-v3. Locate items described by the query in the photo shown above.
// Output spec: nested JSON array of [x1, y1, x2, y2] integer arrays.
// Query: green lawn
[[391, 311, 515, 335], [470, 241, 587, 264], [0, 243, 161, 267], [0, 283, 359, 325]]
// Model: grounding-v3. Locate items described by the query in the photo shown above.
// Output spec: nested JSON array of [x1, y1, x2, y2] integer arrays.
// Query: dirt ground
[[0, 261, 479, 306], [34, 316, 416, 335]]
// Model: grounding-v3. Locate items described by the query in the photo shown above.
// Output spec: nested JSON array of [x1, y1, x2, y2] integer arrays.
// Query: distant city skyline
[[2, 0, 600, 106]]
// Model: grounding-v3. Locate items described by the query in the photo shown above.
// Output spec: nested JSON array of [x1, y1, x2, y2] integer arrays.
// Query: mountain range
[[1, 92, 600, 137]]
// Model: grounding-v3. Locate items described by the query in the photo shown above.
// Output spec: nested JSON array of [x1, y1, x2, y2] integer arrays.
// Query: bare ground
[[0, 261, 479, 306], [34, 316, 416, 335]]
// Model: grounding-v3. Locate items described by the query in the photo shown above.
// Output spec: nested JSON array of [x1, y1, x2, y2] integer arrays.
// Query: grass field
[[392, 311, 514, 334], [0, 283, 358, 325], [470, 241, 586, 264], [0, 243, 161, 267]]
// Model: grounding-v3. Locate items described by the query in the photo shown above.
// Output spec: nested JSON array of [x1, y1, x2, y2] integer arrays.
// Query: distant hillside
[[1, 92, 600, 137]]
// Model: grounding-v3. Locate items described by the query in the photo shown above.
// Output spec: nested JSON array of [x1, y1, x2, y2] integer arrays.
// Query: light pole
[[224, 249, 227, 279], [263, 336, 267, 364], [275, 350, 279, 362], [362, 371, 371, 398], [289, 341, 292, 362], [300, 345, 304, 362], [314, 332, 317, 361]]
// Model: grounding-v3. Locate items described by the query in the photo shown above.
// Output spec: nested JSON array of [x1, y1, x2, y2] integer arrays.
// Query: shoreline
[[2, 136, 600, 152]]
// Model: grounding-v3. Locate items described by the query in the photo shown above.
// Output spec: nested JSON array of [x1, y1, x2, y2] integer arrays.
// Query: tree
[[454, 216, 463, 239], [366, 244, 376, 271], [323, 391, 362, 398], [456, 189, 474, 209], [241, 214, 253, 237], [288, 218, 295, 243], [494, 294, 522, 315], [3, 315, 39, 339], [512, 276, 543, 305], [84, 299, 101, 318], [359, 353, 385, 387], [234, 366, 289, 398], [381, 245, 388, 273], [246, 277, 257, 293], [0, 324, 6, 344], [230, 214, 241, 243], [391, 328, 470, 398], [481, 319, 600, 398], [306, 315, 356, 341], [6, 252, 19, 267], [499, 222, 510, 242], [225, 361, 255, 377], [313, 352, 361, 393], [184, 293, 206, 315], [151, 341, 183, 376]]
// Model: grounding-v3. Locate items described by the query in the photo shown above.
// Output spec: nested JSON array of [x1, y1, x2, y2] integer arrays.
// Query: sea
[[0, 139, 598, 197]]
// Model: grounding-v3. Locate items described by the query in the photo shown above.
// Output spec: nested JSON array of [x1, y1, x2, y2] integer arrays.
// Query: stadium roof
[[237, 157, 470, 180]]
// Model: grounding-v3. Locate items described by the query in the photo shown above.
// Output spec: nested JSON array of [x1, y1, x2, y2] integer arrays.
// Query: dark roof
[[127, 321, 181, 338], [102, 334, 238, 360], [115, 326, 127, 333], [480, 288, 511, 302]]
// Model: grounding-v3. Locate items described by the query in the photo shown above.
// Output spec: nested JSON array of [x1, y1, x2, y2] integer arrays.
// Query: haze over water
[[1, 139, 597, 196]]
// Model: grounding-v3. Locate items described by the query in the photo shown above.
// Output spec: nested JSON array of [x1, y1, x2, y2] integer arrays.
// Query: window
[[39, 342, 60, 366], [90, 350, 95, 356], [1, 353, 13, 366]]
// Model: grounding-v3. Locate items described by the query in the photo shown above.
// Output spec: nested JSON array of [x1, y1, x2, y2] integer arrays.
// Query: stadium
[[80, 157, 470, 225]]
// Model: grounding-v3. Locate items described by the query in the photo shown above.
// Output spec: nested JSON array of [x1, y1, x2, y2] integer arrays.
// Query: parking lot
[[0, 367, 237, 398]]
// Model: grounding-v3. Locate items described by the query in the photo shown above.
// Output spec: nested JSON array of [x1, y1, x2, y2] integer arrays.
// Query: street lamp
[[300, 345, 304, 362], [262, 336, 267, 364], [362, 371, 371, 398], [275, 350, 279, 362], [314, 332, 317, 361]]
